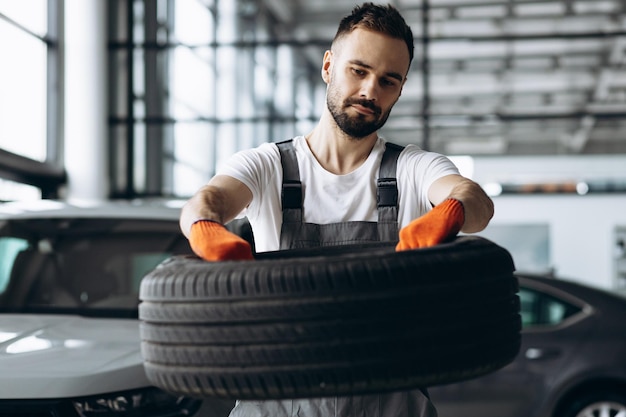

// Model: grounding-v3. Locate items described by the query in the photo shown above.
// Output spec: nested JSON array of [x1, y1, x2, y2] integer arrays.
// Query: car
[[0, 199, 237, 417], [429, 272, 626, 417]]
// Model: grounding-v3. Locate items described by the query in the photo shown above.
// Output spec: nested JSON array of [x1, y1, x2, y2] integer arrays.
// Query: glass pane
[[0, 20, 47, 161], [170, 46, 215, 118], [0, 218, 191, 311], [130, 253, 171, 291], [519, 288, 538, 327], [546, 300, 567, 325], [172, 122, 215, 196], [0, 237, 29, 293], [216, 46, 238, 119], [0, 0, 47, 35], [519, 286, 582, 327], [174, 0, 214, 44]]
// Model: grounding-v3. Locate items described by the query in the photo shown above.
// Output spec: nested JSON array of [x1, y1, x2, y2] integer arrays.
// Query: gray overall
[[228, 140, 438, 417]]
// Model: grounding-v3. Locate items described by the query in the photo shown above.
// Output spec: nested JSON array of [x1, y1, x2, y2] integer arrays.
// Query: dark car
[[429, 273, 626, 417]]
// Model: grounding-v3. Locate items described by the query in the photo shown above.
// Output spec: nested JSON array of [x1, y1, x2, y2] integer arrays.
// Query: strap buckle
[[377, 178, 398, 207], [282, 180, 302, 209]]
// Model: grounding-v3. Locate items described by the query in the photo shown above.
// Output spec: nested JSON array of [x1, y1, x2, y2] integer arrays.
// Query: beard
[[326, 83, 392, 139]]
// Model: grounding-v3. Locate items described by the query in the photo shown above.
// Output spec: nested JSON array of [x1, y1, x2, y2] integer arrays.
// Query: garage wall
[[470, 155, 626, 291], [486, 194, 626, 291]]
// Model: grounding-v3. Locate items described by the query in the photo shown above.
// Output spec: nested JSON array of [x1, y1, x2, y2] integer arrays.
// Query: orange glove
[[189, 220, 254, 261], [396, 198, 465, 251]]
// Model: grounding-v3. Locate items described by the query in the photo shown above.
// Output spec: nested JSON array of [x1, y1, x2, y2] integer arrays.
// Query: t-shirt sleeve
[[401, 145, 460, 190], [397, 145, 461, 224], [216, 142, 280, 219]]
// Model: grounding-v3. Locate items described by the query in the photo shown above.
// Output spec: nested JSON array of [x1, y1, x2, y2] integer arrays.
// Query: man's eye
[[352, 68, 365, 76]]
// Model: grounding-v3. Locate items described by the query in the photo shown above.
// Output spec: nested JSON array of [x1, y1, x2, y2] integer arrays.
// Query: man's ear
[[321, 50, 332, 84]]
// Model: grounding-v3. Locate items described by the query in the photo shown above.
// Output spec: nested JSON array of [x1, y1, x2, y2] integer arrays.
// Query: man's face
[[323, 28, 410, 139]]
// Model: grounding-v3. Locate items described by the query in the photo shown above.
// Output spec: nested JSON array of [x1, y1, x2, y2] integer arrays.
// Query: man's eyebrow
[[349, 60, 404, 82]]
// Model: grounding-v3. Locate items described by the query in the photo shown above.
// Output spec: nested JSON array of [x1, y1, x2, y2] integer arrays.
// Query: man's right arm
[[180, 174, 253, 238]]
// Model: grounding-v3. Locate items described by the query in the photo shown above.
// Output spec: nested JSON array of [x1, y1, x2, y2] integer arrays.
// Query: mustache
[[344, 98, 381, 115]]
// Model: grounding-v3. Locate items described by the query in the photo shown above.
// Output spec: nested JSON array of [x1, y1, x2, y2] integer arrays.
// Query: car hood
[[0, 314, 149, 399]]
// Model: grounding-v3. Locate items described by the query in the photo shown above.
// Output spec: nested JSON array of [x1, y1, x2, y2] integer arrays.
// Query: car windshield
[[0, 217, 191, 318]]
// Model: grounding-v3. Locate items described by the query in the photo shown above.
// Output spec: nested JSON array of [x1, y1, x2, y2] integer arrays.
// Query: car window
[[0, 218, 192, 315], [519, 287, 582, 328], [131, 252, 174, 291], [0, 237, 29, 293]]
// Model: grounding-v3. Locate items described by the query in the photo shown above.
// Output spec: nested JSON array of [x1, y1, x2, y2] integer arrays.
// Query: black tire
[[139, 236, 520, 400], [559, 390, 626, 417]]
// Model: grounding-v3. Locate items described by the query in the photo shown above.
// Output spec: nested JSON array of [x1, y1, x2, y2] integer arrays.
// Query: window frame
[[0, 0, 65, 199]]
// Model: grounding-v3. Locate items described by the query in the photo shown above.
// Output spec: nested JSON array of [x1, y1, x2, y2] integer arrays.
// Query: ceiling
[[261, 0, 626, 156]]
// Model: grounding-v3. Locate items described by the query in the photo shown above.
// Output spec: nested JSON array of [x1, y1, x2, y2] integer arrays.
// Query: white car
[[0, 199, 236, 416]]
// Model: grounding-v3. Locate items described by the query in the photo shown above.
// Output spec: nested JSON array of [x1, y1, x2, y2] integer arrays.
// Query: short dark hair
[[332, 2, 414, 63]]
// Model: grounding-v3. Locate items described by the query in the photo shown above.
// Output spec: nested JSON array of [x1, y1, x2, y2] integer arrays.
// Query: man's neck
[[305, 114, 378, 175]]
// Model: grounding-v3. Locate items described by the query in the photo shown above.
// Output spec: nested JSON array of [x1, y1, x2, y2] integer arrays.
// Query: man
[[180, 3, 494, 416]]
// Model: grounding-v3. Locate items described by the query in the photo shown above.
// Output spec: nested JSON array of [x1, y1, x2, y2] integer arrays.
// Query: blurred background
[[1, 0, 626, 290]]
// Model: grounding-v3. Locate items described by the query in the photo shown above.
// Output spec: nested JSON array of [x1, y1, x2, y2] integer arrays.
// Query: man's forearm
[[447, 179, 494, 233], [180, 185, 229, 238], [180, 175, 254, 238]]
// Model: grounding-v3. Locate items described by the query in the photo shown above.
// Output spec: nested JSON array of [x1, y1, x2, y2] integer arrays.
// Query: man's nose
[[359, 77, 379, 101]]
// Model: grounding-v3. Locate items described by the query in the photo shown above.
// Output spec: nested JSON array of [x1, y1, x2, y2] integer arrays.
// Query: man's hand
[[189, 220, 254, 261], [396, 198, 465, 251]]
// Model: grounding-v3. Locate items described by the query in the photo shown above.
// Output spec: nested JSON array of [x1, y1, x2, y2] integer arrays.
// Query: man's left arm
[[396, 174, 493, 250]]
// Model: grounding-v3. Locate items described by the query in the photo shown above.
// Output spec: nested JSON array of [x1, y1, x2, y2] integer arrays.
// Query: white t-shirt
[[218, 136, 459, 252]]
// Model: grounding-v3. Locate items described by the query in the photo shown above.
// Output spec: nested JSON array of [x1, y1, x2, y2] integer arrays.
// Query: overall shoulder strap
[[377, 142, 403, 211], [276, 139, 302, 222], [377, 142, 404, 241]]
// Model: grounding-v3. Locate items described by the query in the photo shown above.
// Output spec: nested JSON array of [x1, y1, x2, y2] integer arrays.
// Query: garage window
[[0, 1, 62, 200]]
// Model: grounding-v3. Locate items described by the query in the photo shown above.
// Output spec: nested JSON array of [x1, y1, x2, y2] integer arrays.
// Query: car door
[[429, 278, 589, 417]]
